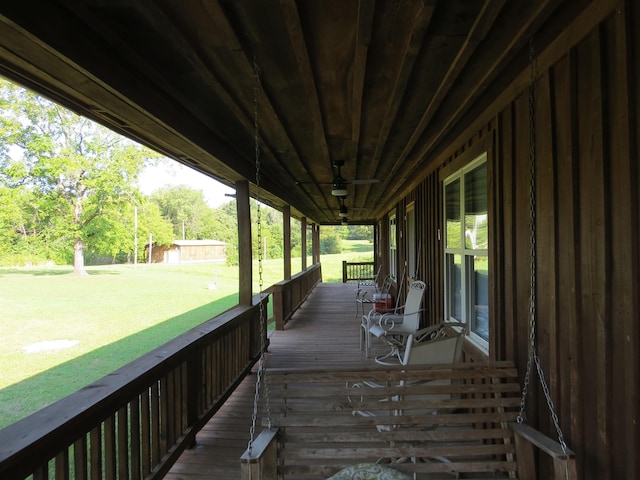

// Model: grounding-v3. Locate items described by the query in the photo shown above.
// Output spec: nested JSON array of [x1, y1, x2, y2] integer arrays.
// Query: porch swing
[[240, 42, 577, 480]]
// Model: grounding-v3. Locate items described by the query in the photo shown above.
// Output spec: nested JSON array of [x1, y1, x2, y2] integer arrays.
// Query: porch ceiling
[[0, 1, 578, 224]]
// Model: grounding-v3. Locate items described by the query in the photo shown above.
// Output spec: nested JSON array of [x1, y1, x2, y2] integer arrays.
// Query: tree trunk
[[74, 237, 88, 275]]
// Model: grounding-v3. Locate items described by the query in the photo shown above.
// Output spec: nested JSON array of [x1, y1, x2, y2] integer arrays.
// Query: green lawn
[[0, 242, 372, 429]]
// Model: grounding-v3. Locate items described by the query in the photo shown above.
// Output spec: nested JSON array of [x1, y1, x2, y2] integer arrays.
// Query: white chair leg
[[374, 345, 402, 365]]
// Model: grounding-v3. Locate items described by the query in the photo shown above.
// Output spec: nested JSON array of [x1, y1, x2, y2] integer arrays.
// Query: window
[[444, 153, 489, 348], [389, 213, 397, 279]]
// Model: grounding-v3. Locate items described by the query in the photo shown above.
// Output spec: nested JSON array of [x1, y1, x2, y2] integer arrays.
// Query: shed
[[147, 240, 226, 264]]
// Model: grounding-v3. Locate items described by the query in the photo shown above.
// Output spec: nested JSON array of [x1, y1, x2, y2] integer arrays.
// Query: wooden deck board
[[165, 282, 386, 480]]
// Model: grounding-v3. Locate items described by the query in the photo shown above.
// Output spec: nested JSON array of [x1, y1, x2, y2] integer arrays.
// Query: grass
[[0, 241, 372, 429]]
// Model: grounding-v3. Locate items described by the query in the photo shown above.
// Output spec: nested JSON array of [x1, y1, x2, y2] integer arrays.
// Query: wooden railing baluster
[[55, 448, 69, 480], [104, 415, 116, 480], [130, 398, 141, 480], [140, 388, 151, 476], [341, 261, 375, 283], [73, 437, 88, 480], [89, 426, 101, 480]]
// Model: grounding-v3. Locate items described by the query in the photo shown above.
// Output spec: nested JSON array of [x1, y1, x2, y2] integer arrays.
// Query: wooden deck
[[165, 282, 381, 480]]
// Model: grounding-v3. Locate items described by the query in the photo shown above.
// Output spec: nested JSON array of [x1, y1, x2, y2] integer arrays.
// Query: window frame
[[389, 213, 397, 280], [443, 152, 489, 351]]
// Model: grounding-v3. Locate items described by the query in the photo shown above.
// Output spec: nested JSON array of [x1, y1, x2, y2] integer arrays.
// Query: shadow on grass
[[0, 268, 75, 277], [342, 243, 374, 254], [0, 291, 241, 429], [0, 267, 121, 277]]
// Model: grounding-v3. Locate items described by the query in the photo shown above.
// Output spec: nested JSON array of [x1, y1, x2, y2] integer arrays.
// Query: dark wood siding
[[388, 2, 639, 478]]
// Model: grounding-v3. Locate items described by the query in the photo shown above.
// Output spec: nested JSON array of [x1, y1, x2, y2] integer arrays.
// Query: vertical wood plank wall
[[385, 2, 639, 478]]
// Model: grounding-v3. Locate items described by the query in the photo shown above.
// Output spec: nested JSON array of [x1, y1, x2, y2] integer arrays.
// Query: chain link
[[246, 56, 271, 465], [517, 38, 569, 466]]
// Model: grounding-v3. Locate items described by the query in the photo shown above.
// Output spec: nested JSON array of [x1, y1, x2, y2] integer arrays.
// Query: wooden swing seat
[[241, 361, 576, 480]]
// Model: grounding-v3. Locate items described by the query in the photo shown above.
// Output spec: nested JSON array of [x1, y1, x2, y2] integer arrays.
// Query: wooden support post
[[236, 180, 252, 306], [312, 224, 320, 264], [316, 225, 321, 264], [373, 222, 378, 275], [240, 428, 279, 480], [300, 217, 307, 270], [283, 205, 291, 280]]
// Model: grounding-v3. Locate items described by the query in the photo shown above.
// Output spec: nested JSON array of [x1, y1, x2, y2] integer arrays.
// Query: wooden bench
[[241, 362, 576, 479]]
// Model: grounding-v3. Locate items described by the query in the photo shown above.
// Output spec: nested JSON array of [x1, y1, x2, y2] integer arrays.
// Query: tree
[[0, 185, 40, 262], [319, 225, 344, 254], [85, 196, 174, 264], [0, 79, 159, 273], [211, 201, 239, 265], [347, 224, 373, 240], [150, 185, 214, 240]]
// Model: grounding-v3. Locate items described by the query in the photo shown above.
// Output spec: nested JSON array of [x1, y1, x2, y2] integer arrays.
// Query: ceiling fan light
[[331, 181, 348, 197]]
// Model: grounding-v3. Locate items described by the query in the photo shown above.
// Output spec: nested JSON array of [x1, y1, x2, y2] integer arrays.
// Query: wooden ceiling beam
[[349, 0, 377, 212], [350, 0, 376, 167], [279, 0, 331, 190], [148, 0, 323, 219], [126, 1, 255, 152], [362, 1, 436, 209], [394, 0, 506, 180], [372, 0, 567, 218], [407, 0, 565, 171], [0, 2, 252, 185], [146, 1, 304, 197]]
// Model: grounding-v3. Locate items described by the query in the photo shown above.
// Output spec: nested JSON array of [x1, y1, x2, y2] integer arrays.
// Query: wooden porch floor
[[165, 282, 382, 480]]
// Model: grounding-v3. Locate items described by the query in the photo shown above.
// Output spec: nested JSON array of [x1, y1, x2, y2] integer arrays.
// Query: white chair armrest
[[379, 309, 426, 329]]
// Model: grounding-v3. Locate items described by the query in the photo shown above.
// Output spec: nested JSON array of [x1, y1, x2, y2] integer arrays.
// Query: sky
[[138, 160, 236, 208]]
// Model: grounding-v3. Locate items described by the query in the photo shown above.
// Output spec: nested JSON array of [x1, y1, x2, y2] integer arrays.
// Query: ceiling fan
[[337, 192, 366, 225], [295, 159, 379, 197], [329, 160, 379, 197]]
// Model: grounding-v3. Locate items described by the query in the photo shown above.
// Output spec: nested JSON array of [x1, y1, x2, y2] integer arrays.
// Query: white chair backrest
[[379, 275, 393, 294], [402, 331, 464, 366], [401, 329, 465, 405], [400, 280, 426, 332]]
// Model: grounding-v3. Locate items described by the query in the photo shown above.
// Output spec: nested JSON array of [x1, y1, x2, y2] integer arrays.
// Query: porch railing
[[268, 263, 322, 330], [0, 294, 269, 480], [342, 260, 375, 283]]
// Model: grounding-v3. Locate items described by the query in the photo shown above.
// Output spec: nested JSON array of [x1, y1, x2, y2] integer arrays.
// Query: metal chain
[[247, 56, 271, 463], [534, 354, 568, 452], [517, 38, 569, 464], [518, 36, 538, 424]]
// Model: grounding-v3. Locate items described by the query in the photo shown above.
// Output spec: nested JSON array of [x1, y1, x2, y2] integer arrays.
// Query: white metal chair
[[355, 274, 393, 319], [350, 324, 466, 470], [362, 280, 426, 363], [351, 323, 466, 430], [356, 264, 382, 291]]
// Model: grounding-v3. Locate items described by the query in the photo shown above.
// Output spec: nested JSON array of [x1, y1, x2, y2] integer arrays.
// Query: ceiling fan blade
[[296, 178, 379, 186], [348, 179, 379, 185]]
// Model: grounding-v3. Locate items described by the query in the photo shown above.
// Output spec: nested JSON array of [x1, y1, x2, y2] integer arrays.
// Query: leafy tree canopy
[[0, 79, 161, 272]]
